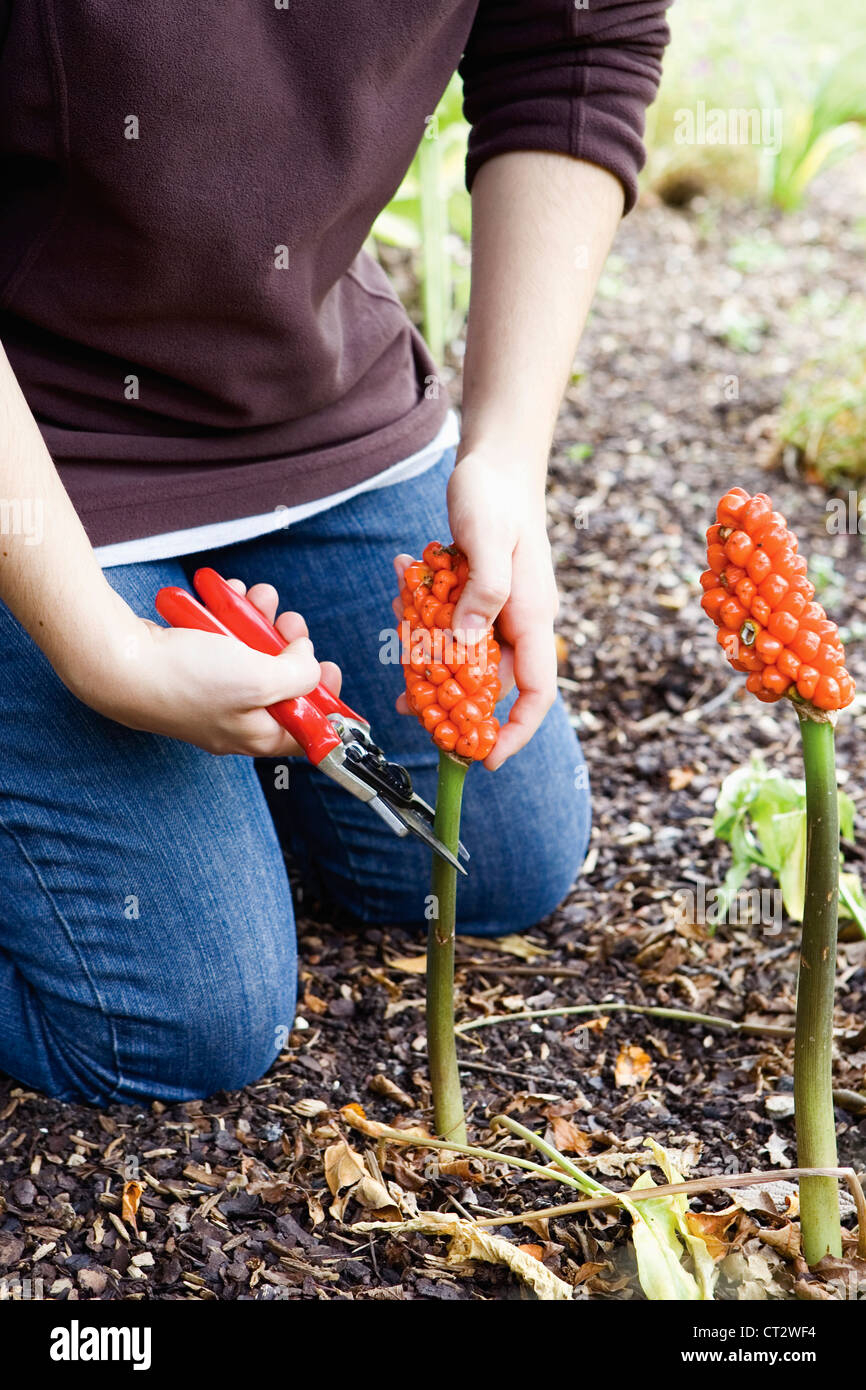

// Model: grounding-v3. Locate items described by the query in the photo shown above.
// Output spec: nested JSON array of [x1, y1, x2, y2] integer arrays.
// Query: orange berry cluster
[[400, 542, 501, 760], [701, 489, 854, 710]]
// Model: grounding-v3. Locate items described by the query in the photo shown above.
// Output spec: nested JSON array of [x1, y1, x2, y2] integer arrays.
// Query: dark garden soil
[[3, 164, 866, 1303]]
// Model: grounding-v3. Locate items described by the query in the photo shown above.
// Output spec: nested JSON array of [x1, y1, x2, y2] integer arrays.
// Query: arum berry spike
[[701, 488, 854, 711], [400, 541, 502, 1140], [703, 490, 850, 1264], [401, 542, 501, 760]]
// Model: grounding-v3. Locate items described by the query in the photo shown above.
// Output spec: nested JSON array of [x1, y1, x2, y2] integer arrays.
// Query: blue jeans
[[0, 449, 590, 1104]]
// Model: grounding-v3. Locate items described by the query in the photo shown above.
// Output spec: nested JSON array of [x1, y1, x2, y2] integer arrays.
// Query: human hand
[[64, 579, 341, 757], [393, 447, 558, 770]]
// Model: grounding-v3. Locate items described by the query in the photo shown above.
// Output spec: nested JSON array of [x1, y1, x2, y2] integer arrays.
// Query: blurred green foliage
[[778, 327, 866, 483], [646, 0, 866, 208], [370, 2, 865, 352], [369, 76, 470, 363]]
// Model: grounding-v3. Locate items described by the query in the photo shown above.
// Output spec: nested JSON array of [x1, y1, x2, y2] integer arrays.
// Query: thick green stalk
[[427, 750, 468, 1145], [795, 711, 843, 1264], [418, 125, 446, 365]]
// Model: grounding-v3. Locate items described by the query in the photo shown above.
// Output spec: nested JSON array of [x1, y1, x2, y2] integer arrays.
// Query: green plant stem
[[455, 1000, 799, 1038], [428, 750, 468, 1145], [796, 711, 843, 1264], [346, 1118, 589, 1191], [491, 1115, 608, 1196], [471, 1167, 866, 1249], [418, 127, 446, 364]]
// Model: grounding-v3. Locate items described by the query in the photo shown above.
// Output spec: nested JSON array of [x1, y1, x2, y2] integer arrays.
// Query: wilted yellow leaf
[[356, 1212, 573, 1300], [628, 1141, 717, 1301]]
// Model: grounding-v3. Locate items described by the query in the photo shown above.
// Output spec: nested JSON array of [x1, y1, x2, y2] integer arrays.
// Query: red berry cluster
[[701, 489, 855, 710], [400, 542, 501, 760]]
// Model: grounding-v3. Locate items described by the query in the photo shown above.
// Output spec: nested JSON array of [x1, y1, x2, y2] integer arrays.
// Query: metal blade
[[385, 800, 468, 876], [334, 736, 470, 868], [402, 791, 470, 862]]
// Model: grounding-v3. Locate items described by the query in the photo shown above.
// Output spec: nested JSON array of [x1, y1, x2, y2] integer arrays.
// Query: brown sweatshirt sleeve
[[459, 0, 673, 213]]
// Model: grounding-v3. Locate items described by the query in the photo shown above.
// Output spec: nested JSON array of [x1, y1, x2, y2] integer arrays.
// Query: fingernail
[[456, 618, 487, 646]]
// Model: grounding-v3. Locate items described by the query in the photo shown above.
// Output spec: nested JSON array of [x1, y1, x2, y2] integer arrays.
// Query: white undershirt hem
[[95, 409, 460, 569]]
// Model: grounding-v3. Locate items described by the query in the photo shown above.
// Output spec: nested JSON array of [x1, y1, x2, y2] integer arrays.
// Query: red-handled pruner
[[155, 567, 468, 874]]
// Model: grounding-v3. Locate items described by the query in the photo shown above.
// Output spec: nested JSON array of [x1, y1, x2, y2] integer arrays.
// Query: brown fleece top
[[0, 1, 671, 546]]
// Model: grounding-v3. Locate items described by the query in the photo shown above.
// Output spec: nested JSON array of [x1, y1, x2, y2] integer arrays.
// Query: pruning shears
[[154, 567, 468, 874]]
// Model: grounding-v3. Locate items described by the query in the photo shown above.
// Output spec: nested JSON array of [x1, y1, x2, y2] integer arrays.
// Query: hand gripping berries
[[400, 542, 501, 760], [701, 489, 855, 710]]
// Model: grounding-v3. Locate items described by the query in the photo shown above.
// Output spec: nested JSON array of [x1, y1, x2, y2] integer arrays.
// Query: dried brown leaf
[[323, 1139, 399, 1221], [385, 953, 428, 975], [614, 1044, 652, 1088], [667, 766, 695, 790], [755, 1220, 801, 1261], [324, 1140, 366, 1197], [368, 1074, 414, 1108], [340, 1103, 433, 1144], [545, 1115, 594, 1156], [459, 933, 550, 961], [302, 991, 329, 1015], [182, 1163, 219, 1187], [517, 1243, 545, 1261], [437, 1151, 485, 1182], [120, 1180, 143, 1231], [387, 1154, 430, 1193], [683, 1204, 740, 1260]]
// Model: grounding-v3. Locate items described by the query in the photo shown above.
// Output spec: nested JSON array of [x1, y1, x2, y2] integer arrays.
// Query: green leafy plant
[[759, 45, 866, 210], [713, 753, 866, 934]]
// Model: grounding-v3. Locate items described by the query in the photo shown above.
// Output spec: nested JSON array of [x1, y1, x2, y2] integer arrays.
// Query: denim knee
[[457, 775, 591, 934], [33, 956, 296, 1107], [130, 948, 297, 1103]]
